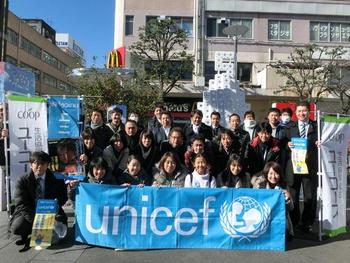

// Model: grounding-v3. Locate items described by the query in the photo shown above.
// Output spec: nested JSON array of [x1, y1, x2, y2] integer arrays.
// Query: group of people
[[10, 101, 319, 248]]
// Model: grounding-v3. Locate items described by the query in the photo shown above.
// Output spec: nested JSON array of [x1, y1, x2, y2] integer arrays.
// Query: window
[[20, 37, 42, 59], [19, 63, 41, 81], [145, 60, 192, 81], [268, 20, 291, 40], [206, 18, 253, 38], [125, 15, 134, 36], [42, 51, 58, 69], [237, 63, 252, 82], [205, 61, 252, 82], [172, 17, 193, 37], [146, 16, 193, 37], [7, 28, 19, 45], [43, 73, 57, 88], [204, 61, 215, 83], [6, 55, 17, 65], [58, 62, 69, 74], [310, 22, 350, 43]]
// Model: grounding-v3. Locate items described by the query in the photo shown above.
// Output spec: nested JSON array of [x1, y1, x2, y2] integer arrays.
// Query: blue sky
[[10, 0, 115, 67]]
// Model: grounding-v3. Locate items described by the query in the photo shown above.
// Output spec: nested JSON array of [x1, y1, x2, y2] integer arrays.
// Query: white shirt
[[163, 127, 171, 138], [192, 124, 200, 134], [184, 170, 216, 188]]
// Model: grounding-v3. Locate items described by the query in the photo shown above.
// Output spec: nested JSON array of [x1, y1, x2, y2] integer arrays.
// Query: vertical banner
[[30, 199, 58, 248], [8, 95, 48, 195], [321, 115, 350, 237], [291, 137, 309, 174], [48, 96, 82, 139]]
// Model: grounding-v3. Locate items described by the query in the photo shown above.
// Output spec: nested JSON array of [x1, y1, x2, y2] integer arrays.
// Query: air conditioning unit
[[158, 15, 168, 21], [217, 17, 230, 24]]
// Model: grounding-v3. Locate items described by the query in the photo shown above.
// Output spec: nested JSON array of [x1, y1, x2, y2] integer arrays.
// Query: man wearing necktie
[[283, 101, 319, 233], [10, 151, 68, 248]]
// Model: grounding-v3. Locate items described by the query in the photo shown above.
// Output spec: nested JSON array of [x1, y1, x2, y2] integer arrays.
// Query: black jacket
[[11, 169, 68, 225], [183, 123, 213, 146]]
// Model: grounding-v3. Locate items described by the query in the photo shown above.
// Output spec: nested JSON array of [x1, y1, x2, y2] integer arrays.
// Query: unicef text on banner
[[75, 184, 286, 251]]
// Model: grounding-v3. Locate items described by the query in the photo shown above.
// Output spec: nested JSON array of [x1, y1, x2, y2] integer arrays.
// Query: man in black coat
[[10, 151, 68, 246], [284, 101, 318, 233], [87, 109, 110, 149], [210, 111, 225, 145], [183, 109, 212, 146]]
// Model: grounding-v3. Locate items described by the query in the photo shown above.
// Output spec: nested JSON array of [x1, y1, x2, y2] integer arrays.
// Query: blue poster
[[75, 184, 286, 251], [0, 62, 35, 102], [48, 96, 82, 139]]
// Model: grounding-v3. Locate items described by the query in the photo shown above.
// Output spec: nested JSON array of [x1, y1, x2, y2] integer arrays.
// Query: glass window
[[310, 22, 319, 42], [7, 28, 19, 45], [6, 55, 17, 65], [125, 15, 134, 36], [238, 63, 252, 82], [330, 23, 341, 42], [206, 18, 252, 38], [341, 23, 350, 42], [206, 18, 216, 37], [43, 73, 57, 88], [204, 61, 252, 82], [19, 63, 41, 81], [204, 61, 215, 83], [268, 20, 291, 40], [319, 22, 329, 42], [231, 19, 252, 38], [20, 37, 42, 59], [310, 21, 350, 42], [42, 51, 58, 69]]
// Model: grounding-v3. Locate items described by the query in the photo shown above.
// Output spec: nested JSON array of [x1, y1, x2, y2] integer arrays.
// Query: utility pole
[[0, 0, 9, 61]]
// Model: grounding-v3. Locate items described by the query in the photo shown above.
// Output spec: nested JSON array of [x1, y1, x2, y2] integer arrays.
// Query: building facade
[[117, 0, 350, 119], [5, 11, 81, 95]]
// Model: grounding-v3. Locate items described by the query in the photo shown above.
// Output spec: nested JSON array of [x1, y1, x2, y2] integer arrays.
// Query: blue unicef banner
[[75, 184, 286, 251], [48, 96, 82, 139]]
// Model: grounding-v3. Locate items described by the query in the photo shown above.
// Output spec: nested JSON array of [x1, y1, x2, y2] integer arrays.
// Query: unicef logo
[[220, 196, 271, 242]]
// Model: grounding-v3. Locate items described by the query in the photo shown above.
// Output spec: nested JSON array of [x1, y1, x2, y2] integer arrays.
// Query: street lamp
[[222, 25, 249, 80]]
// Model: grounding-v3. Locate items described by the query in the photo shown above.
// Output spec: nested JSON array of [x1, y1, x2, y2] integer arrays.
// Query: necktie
[[300, 123, 306, 138], [36, 177, 44, 199]]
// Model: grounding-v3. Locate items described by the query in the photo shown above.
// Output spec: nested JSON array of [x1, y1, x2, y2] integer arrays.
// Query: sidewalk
[[0, 207, 349, 263]]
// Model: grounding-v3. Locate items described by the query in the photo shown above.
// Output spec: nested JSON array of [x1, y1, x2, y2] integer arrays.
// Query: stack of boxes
[[197, 52, 250, 127]]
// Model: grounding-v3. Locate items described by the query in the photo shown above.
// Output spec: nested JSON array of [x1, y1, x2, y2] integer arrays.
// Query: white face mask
[[244, 119, 256, 128], [129, 116, 139, 123], [281, 116, 291, 123]]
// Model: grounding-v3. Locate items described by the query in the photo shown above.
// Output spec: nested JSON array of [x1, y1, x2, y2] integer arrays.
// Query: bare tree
[[130, 18, 194, 97], [271, 44, 346, 104]]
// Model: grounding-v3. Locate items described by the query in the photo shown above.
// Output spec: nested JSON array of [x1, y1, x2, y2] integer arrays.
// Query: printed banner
[[75, 184, 286, 251], [291, 137, 309, 174], [0, 62, 35, 102], [48, 96, 82, 139], [30, 199, 58, 248], [321, 115, 350, 237], [8, 95, 48, 196]]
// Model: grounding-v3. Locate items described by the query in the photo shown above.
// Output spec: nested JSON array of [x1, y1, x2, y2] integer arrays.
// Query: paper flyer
[[30, 199, 58, 248]]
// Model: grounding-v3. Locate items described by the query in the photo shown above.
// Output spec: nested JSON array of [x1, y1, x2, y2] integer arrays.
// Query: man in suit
[[147, 102, 164, 131], [183, 109, 212, 146], [152, 111, 173, 146], [10, 151, 68, 247], [210, 111, 225, 145], [284, 101, 318, 233]]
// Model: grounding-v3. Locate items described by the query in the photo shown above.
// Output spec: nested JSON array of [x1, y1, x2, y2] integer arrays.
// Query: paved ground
[[0, 199, 350, 263]]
